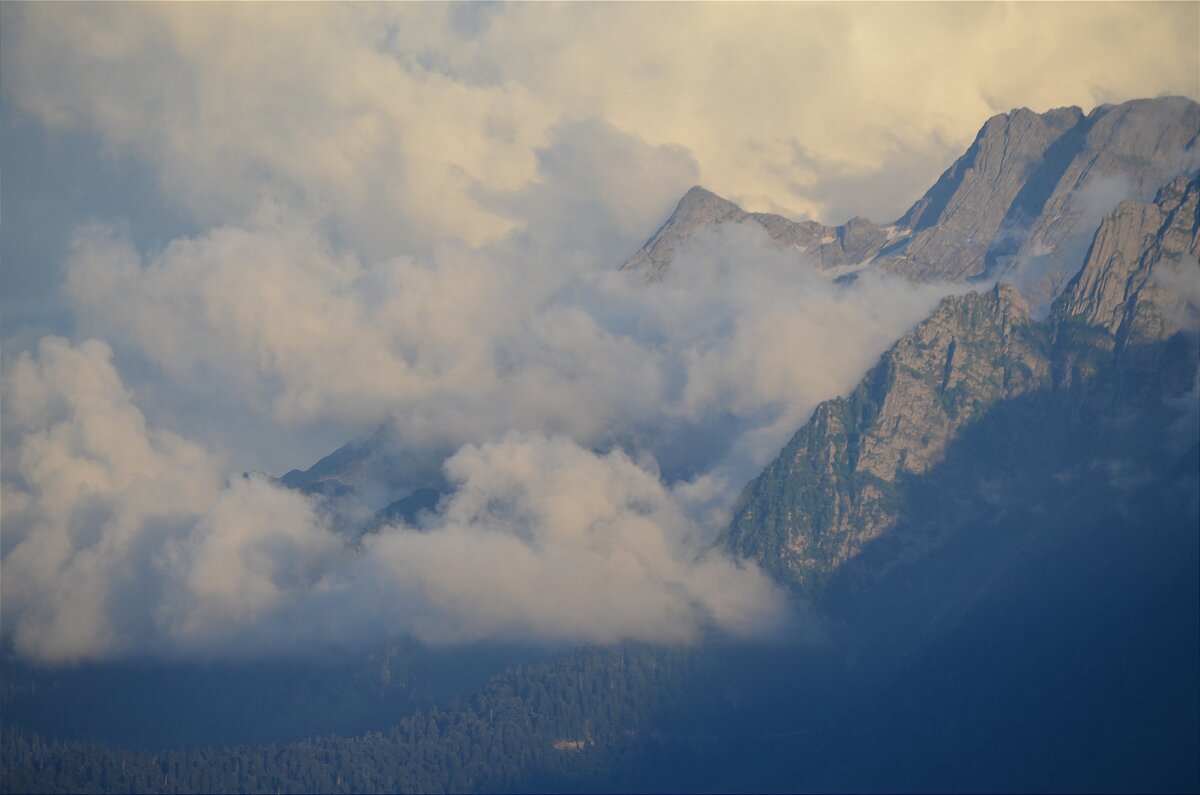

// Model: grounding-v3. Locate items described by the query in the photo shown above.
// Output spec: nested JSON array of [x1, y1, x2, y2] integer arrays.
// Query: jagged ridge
[[724, 175, 1200, 595]]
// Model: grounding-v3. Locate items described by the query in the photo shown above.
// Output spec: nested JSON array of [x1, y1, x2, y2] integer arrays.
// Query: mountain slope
[[878, 96, 1198, 298], [724, 173, 1200, 598], [878, 105, 1086, 281], [1054, 173, 1200, 343], [721, 283, 1051, 592]]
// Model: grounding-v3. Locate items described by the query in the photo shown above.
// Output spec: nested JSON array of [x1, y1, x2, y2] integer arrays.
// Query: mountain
[[286, 98, 1197, 516], [6, 100, 1199, 795], [621, 185, 894, 280], [629, 97, 1199, 311], [723, 174, 1199, 603], [722, 282, 1051, 592], [279, 422, 448, 536]]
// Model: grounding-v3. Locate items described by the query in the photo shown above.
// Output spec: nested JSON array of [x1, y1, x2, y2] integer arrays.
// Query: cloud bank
[[3, 197, 955, 663], [3, 2, 1196, 245], [0, 338, 791, 661]]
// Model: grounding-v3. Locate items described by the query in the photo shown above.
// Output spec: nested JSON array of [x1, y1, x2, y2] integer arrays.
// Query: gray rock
[[876, 96, 1199, 303], [722, 284, 1050, 593], [1053, 174, 1200, 344], [621, 186, 890, 280], [877, 106, 1085, 281], [723, 169, 1200, 597], [993, 97, 1200, 309], [627, 98, 1198, 311]]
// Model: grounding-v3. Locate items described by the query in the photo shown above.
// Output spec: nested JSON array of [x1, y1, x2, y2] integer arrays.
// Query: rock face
[[629, 97, 1199, 312], [721, 284, 1051, 592], [621, 186, 891, 280], [879, 97, 1199, 304], [991, 97, 1200, 308], [723, 176, 1200, 596], [878, 106, 1086, 282], [1053, 174, 1200, 344]]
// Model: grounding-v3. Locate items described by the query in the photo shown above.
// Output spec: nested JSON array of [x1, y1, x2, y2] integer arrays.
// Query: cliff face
[[724, 176, 1200, 597], [878, 106, 1086, 281], [1054, 174, 1200, 345], [721, 284, 1051, 592], [878, 97, 1198, 299]]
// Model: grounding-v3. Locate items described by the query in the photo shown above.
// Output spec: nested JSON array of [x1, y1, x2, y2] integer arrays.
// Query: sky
[[1, 2, 1197, 664]]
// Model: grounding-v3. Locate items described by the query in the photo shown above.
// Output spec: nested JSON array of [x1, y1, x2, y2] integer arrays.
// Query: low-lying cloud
[[1, 338, 794, 661]]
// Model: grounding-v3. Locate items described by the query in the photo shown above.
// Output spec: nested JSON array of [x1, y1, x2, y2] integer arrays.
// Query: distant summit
[[878, 95, 1199, 307], [621, 186, 892, 280], [628, 96, 1200, 313]]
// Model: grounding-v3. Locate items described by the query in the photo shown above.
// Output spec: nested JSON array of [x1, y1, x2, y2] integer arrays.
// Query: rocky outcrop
[[876, 106, 1085, 281], [621, 186, 891, 280], [722, 284, 1051, 592], [1053, 174, 1200, 346], [994, 98, 1200, 305], [877, 97, 1199, 300]]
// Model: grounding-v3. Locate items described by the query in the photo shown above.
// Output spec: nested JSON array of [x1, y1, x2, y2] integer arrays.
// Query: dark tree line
[[1, 647, 705, 795]]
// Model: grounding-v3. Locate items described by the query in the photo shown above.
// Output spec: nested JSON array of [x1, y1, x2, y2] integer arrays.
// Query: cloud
[[4, 212, 955, 663], [1, 337, 220, 661], [363, 434, 792, 646], [3, 2, 1195, 249], [62, 187, 953, 488], [0, 339, 792, 662], [4, 161, 958, 663]]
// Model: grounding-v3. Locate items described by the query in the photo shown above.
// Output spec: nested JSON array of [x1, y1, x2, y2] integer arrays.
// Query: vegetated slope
[[0, 648, 715, 795]]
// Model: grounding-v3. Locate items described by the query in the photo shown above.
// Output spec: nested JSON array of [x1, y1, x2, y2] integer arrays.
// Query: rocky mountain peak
[[626, 97, 1197, 312], [622, 187, 889, 279], [1053, 173, 1200, 344], [674, 185, 743, 221], [876, 96, 1198, 306], [620, 185, 751, 278]]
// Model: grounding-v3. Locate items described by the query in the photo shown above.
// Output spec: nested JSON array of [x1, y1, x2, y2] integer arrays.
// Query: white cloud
[[62, 194, 953, 487], [1, 337, 220, 661], [3, 2, 1195, 248], [364, 433, 792, 646], [0, 340, 792, 662]]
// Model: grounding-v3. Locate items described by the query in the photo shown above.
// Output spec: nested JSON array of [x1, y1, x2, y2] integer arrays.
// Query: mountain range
[[624, 96, 1198, 307], [8, 96, 1194, 794], [291, 96, 1199, 565]]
